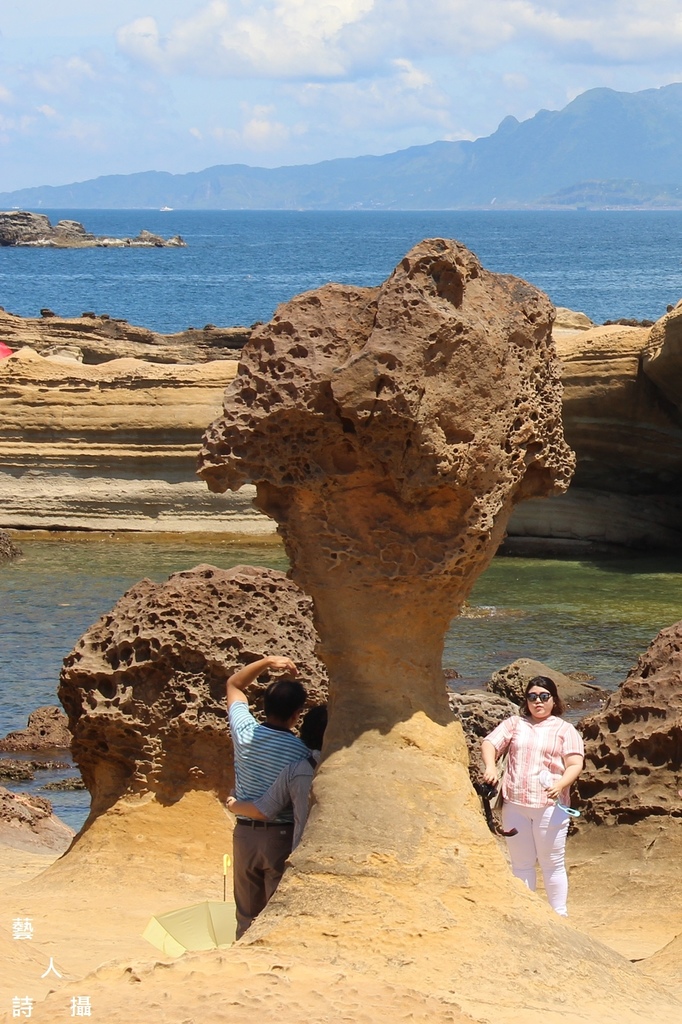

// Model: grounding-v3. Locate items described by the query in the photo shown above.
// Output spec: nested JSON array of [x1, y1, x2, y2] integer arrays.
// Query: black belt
[[235, 819, 294, 828]]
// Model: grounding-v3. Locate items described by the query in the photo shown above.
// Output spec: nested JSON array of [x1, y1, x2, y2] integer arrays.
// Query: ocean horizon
[[1, 209, 681, 334]]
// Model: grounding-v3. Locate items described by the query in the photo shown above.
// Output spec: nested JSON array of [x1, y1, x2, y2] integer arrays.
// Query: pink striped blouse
[[485, 715, 584, 808]]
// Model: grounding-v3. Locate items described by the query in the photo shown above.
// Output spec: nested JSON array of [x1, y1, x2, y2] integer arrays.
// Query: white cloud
[[116, 0, 377, 78], [241, 105, 291, 147], [32, 53, 103, 96], [502, 73, 530, 92], [115, 0, 682, 83], [5, 0, 682, 189], [392, 59, 432, 90]]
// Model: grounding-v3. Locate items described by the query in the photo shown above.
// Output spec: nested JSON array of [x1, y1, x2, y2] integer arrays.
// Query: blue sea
[[2, 209, 682, 830], [1, 209, 682, 330]]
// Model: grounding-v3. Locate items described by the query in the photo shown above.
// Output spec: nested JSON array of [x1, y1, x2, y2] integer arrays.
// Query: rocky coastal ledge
[[0, 210, 185, 248], [2, 256, 682, 548], [0, 306, 249, 363], [0, 348, 269, 533]]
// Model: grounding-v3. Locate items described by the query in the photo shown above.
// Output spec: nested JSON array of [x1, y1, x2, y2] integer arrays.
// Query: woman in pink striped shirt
[[481, 676, 584, 917]]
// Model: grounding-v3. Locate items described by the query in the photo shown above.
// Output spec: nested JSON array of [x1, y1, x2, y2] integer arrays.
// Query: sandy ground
[[2, 793, 682, 1024]]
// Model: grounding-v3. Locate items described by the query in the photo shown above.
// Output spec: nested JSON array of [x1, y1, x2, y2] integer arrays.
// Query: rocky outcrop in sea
[[0, 210, 185, 248], [0, 528, 21, 562]]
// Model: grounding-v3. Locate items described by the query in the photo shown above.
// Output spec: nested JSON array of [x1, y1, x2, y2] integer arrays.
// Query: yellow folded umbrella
[[143, 900, 236, 956], [143, 854, 236, 956]]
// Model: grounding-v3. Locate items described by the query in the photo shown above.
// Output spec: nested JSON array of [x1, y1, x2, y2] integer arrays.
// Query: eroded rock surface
[[489, 657, 607, 709], [0, 707, 71, 752], [448, 690, 518, 784], [59, 565, 328, 820], [0, 347, 270, 532], [643, 300, 682, 411], [0, 786, 74, 852], [577, 621, 682, 824], [198, 238, 583, 967], [0, 307, 249, 364], [199, 238, 574, 744], [507, 319, 682, 550]]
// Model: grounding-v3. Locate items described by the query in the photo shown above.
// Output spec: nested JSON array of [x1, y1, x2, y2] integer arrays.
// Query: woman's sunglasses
[[527, 692, 552, 703]]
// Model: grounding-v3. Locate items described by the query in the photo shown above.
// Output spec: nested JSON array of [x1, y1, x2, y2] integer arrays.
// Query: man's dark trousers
[[232, 819, 295, 938]]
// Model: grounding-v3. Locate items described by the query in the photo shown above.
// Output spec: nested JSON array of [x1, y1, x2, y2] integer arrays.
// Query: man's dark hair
[[299, 704, 328, 750], [263, 677, 307, 722]]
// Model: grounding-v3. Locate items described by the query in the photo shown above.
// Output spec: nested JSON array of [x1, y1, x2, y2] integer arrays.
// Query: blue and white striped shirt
[[229, 700, 308, 823]]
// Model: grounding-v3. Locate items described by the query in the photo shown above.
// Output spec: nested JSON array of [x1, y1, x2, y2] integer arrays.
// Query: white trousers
[[501, 801, 570, 916]]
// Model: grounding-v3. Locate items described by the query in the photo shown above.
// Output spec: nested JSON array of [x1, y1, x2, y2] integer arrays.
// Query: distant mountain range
[[4, 83, 682, 211]]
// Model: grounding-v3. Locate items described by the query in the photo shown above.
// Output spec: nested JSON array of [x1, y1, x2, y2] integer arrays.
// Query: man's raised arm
[[226, 655, 298, 707]]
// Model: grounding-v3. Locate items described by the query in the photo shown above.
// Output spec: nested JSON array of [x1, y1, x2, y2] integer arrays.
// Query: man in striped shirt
[[227, 654, 308, 938]]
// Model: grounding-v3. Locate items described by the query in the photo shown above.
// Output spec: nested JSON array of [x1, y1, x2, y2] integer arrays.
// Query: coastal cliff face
[[507, 318, 682, 550], [0, 347, 269, 532]]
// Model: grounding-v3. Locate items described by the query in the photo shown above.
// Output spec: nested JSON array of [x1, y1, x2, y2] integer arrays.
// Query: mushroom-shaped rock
[[199, 238, 574, 738], [59, 564, 328, 821], [578, 620, 682, 824]]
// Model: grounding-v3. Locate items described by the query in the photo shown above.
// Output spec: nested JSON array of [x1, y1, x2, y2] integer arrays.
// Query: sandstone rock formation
[[0, 528, 21, 562], [0, 347, 270, 532], [448, 690, 518, 783], [199, 236, 572, 734], [507, 319, 682, 550], [0, 707, 70, 752], [643, 299, 682, 410], [59, 565, 328, 820], [577, 620, 682, 824], [0, 307, 250, 364], [489, 657, 607, 708], [0, 787, 74, 852], [0, 210, 185, 248], [553, 306, 595, 331]]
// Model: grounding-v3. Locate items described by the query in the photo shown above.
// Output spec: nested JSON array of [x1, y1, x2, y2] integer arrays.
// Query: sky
[[2, 1, 682, 191]]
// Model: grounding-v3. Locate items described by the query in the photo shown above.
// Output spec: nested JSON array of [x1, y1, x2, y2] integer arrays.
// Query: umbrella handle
[[223, 853, 232, 902]]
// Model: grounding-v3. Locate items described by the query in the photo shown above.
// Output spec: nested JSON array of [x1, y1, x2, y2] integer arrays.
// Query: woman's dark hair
[[521, 675, 565, 717], [299, 704, 328, 750]]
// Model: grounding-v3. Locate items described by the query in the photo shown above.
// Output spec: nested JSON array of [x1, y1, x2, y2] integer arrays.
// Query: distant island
[[2, 83, 682, 211], [0, 211, 186, 248]]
